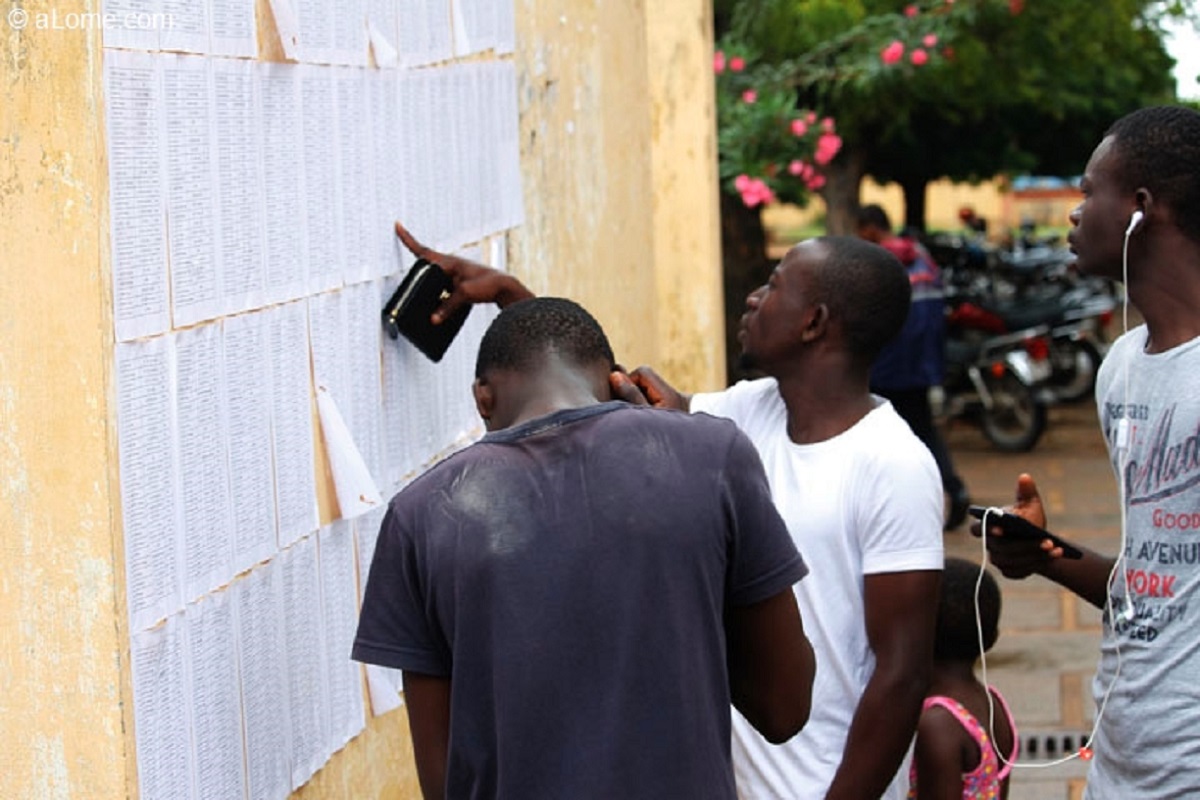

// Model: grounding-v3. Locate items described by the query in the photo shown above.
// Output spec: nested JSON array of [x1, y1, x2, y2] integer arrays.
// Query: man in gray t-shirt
[[353, 297, 815, 799], [981, 106, 1200, 797]]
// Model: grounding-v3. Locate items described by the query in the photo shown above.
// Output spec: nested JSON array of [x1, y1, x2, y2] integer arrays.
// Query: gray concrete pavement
[[942, 397, 1119, 800]]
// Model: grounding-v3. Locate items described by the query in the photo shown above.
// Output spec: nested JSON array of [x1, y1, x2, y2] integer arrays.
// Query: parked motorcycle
[[936, 300, 1056, 452]]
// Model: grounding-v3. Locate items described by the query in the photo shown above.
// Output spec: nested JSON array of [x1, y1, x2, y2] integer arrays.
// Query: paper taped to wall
[[315, 385, 384, 518]]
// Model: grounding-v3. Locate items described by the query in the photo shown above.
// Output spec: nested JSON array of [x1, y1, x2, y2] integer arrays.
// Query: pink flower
[[802, 163, 815, 181], [881, 40, 905, 65], [814, 133, 842, 165], [788, 160, 805, 176], [739, 177, 776, 208], [806, 111, 817, 124], [729, 56, 745, 72], [713, 50, 726, 74], [910, 48, 929, 66], [741, 89, 757, 104], [806, 174, 827, 191], [791, 118, 809, 137], [821, 117, 835, 132], [734, 174, 752, 192], [923, 34, 938, 48], [904, 4, 918, 17]]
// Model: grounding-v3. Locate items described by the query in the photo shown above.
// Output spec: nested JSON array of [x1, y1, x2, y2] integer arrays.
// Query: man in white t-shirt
[[616, 237, 944, 799], [392, 224, 944, 799]]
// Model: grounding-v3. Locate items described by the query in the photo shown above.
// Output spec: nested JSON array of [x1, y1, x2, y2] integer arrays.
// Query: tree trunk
[[820, 146, 868, 235], [901, 177, 928, 233], [720, 192, 773, 386]]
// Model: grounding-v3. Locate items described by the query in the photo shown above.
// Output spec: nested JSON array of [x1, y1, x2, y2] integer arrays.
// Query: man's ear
[[472, 378, 495, 428], [801, 303, 830, 343]]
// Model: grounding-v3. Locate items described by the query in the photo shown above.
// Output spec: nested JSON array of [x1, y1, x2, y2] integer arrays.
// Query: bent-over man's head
[[473, 297, 617, 431]]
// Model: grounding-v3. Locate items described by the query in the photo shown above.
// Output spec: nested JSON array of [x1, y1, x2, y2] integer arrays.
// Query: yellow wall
[[0, 7, 130, 798], [2, 1, 726, 798], [646, 0, 726, 391], [508, 0, 660, 372]]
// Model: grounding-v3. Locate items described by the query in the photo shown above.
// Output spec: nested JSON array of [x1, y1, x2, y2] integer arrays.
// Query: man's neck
[[774, 371, 875, 445], [1128, 244, 1200, 353]]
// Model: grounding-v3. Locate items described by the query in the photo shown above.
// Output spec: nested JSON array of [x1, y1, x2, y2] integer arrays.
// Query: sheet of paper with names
[[104, 0, 521, 795]]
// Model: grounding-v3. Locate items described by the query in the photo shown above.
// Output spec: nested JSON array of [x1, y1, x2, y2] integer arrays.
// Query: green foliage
[[714, 0, 1191, 217]]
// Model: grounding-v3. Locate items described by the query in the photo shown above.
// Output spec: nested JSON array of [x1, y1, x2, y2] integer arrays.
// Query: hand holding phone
[[969, 505, 1083, 559]]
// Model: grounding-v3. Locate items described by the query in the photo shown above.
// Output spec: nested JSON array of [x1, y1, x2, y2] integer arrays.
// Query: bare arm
[[726, 588, 816, 744], [912, 709, 971, 800], [402, 671, 452, 800], [825, 570, 940, 800], [978, 473, 1117, 608], [394, 221, 534, 321]]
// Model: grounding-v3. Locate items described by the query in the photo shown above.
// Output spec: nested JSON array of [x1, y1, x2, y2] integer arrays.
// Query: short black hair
[[475, 297, 615, 379], [935, 557, 1002, 662], [1106, 105, 1200, 245], [856, 203, 892, 232], [810, 236, 911, 366]]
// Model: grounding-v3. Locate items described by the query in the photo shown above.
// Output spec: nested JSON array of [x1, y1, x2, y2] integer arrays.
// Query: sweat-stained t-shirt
[[353, 401, 808, 800]]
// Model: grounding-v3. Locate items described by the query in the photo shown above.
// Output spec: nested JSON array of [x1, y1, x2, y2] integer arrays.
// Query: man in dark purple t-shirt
[[353, 297, 815, 799]]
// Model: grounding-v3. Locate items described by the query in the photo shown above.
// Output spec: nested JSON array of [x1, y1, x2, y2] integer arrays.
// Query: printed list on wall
[[103, 1, 520, 797]]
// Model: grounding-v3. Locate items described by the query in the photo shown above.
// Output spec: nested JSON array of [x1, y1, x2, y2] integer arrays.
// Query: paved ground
[[942, 395, 1119, 800]]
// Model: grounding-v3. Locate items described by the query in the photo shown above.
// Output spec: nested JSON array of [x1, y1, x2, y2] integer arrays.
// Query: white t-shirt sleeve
[[854, 435, 944, 575]]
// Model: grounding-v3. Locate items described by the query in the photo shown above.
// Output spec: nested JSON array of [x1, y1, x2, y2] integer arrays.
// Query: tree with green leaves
[[713, 0, 1185, 382]]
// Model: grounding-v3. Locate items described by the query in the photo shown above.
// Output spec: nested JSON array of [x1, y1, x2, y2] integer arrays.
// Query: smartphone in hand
[[969, 506, 1084, 559]]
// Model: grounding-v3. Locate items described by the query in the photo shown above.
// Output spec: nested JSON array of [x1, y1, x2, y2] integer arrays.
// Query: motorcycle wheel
[[1052, 339, 1102, 403], [979, 372, 1048, 452]]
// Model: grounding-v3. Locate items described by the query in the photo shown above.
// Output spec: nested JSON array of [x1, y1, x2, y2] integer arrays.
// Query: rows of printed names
[[115, 279, 489, 634], [131, 523, 371, 800], [105, 50, 523, 342], [101, 0, 516, 66]]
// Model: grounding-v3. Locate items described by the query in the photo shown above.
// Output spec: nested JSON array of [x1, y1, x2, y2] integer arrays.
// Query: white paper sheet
[[117, 336, 184, 631], [368, 70, 403, 277], [267, 302, 320, 547], [132, 615, 193, 800], [396, 0, 430, 66], [209, 0, 257, 57], [105, 50, 171, 341], [103, 0, 162, 51], [315, 386, 383, 519], [335, 68, 378, 284], [395, 71, 429, 241], [162, 54, 223, 327], [187, 590, 246, 800], [295, 0, 333, 63], [212, 58, 266, 317], [368, 20, 399, 68], [299, 66, 344, 293], [266, 0, 302, 59], [159, 0, 210, 54], [498, 60, 524, 228], [257, 63, 308, 305], [175, 323, 235, 601], [353, 505, 387, 604], [343, 281, 388, 486], [222, 313, 278, 573], [320, 522, 367, 749], [427, 0, 454, 64], [365, 663, 405, 717], [233, 562, 293, 800], [306, 289, 350, 408], [280, 535, 329, 789], [331, 0, 368, 66]]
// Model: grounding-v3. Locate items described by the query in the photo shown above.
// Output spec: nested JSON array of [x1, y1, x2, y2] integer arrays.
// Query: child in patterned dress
[[909, 557, 1018, 799]]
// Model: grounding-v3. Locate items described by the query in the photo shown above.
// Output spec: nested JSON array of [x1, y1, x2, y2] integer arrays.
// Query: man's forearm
[[825, 667, 927, 799]]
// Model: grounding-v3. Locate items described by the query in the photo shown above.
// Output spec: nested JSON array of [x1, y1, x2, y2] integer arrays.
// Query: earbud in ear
[[1126, 210, 1144, 236]]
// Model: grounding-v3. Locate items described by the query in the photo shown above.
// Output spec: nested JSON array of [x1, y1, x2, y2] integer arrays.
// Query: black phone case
[[969, 506, 1083, 559], [382, 259, 471, 363]]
